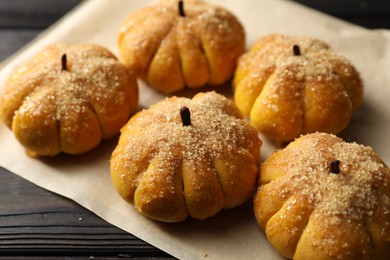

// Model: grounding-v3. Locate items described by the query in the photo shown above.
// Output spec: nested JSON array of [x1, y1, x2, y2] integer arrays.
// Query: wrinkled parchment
[[1, 0, 389, 259]]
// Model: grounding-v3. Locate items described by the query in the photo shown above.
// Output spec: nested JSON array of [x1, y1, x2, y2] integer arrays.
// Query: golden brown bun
[[0, 44, 139, 156], [254, 132, 390, 259], [118, 0, 245, 93], [233, 34, 364, 142], [110, 91, 261, 222]]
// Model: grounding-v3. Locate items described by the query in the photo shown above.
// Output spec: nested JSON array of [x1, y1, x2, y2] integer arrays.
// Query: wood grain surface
[[0, 0, 389, 259], [0, 167, 172, 259]]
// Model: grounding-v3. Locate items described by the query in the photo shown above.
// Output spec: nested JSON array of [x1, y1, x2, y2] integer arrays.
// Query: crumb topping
[[239, 35, 356, 89], [118, 0, 245, 87], [115, 92, 259, 181], [234, 34, 363, 141], [268, 133, 389, 224], [8, 45, 130, 125], [1, 44, 137, 155]]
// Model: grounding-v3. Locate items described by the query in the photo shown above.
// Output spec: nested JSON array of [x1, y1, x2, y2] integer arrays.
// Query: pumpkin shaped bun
[[0, 44, 139, 156], [110, 91, 261, 222], [233, 34, 363, 142], [254, 133, 390, 260], [118, 0, 245, 94]]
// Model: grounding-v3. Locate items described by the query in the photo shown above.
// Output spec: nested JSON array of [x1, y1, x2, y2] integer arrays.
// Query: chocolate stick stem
[[293, 45, 301, 56], [61, 54, 67, 71], [178, 0, 185, 17], [180, 106, 191, 126], [330, 160, 341, 174]]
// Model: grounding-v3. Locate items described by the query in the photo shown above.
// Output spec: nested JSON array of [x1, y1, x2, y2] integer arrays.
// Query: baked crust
[[233, 34, 364, 142], [110, 91, 261, 222], [118, 0, 245, 93], [254, 132, 390, 259], [0, 44, 139, 156]]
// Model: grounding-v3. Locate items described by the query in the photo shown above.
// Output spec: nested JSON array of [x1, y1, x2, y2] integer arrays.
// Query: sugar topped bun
[[254, 132, 390, 259], [0, 44, 138, 156], [234, 34, 363, 142], [110, 91, 261, 222], [118, 0, 245, 93]]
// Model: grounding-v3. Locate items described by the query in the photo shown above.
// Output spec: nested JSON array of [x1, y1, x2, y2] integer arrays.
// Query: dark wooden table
[[1, 0, 389, 259]]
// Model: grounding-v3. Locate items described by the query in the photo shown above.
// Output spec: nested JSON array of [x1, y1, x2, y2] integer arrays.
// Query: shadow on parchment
[[136, 79, 234, 112], [338, 98, 389, 146], [38, 135, 119, 170], [155, 199, 257, 238]]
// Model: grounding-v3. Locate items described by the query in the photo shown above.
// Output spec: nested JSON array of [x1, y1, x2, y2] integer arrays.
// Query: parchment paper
[[1, 0, 389, 259]]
